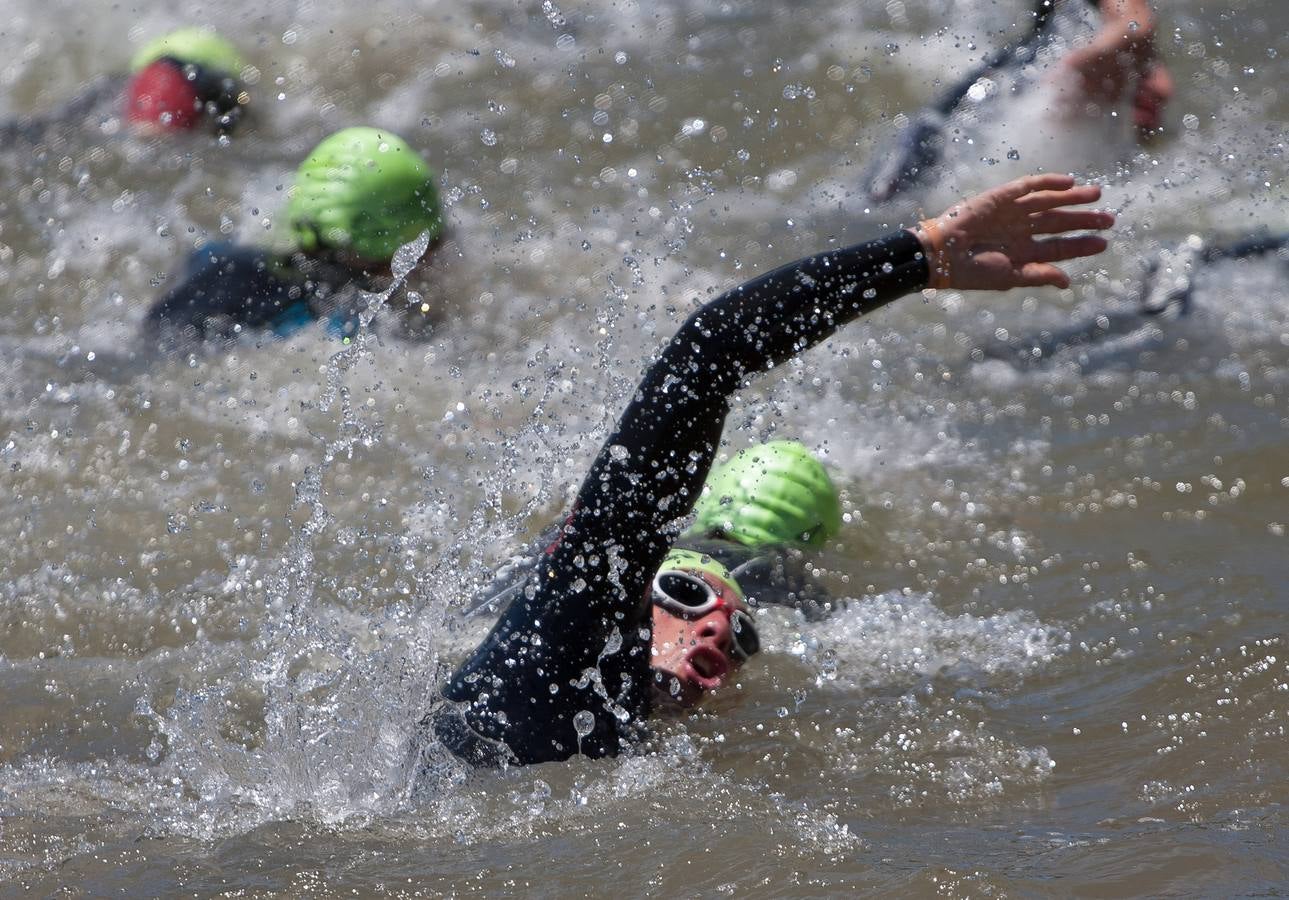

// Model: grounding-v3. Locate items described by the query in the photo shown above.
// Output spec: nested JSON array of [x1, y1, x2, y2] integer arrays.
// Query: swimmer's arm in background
[[1064, 0, 1173, 131], [724, 546, 838, 622], [142, 245, 322, 346], [1139, 231, 1289, 316], [1203, 232, 1289, 264], [0, 74, 126, 144]]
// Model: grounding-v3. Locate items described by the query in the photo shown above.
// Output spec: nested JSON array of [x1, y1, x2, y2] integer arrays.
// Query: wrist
[[913, 218, 951, 289]]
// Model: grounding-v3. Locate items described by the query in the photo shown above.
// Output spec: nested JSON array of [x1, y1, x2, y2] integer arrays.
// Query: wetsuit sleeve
[[143, 244, 315, 345], [434, 230, 927, 766]]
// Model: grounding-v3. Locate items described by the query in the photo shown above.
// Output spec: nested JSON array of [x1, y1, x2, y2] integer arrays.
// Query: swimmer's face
[[648, 572, 751, 707]]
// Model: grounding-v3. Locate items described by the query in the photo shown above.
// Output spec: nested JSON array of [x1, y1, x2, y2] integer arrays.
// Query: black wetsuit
[[431, 229, 929, 767], [143, 242, 365, 346]]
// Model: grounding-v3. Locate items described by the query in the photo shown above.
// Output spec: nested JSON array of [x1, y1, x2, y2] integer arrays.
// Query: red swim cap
[[125, 59, 202, 129]]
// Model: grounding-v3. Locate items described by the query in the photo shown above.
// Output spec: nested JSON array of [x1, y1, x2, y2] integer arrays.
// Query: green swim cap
[[285, 127, 444, 263], [130, 27, 245, 77], [658, 549, 745, 601], [688, 440, 842, 550]]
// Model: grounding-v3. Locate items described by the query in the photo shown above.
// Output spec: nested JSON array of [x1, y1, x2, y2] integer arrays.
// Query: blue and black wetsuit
[[431, 229, 929, 767], [144, 242, 364, 347]]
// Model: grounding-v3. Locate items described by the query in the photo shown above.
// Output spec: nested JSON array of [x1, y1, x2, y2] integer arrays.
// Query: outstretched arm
[[435, 176, 1112, 766]]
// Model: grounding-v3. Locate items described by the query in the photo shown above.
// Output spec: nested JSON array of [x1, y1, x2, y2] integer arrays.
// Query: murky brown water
[[3, 0, 1289, 895]]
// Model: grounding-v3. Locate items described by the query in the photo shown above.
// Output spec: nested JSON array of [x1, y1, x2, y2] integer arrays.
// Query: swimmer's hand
[[1132, 62, 1174, 133], [1062, 0, 1172, 132], [913, 174, 1113, 291]]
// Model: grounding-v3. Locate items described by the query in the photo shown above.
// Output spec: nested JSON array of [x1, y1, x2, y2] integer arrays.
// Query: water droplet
[[542, 0, 566, 27], [573, 710, 595, 738]]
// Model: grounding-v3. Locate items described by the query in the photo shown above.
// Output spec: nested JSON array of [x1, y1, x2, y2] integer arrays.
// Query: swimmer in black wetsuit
[[864, 0, 1173, 203], [1, 27, 249, 144], [143, 126, 444, 350], [427, 173, 1115, 767]]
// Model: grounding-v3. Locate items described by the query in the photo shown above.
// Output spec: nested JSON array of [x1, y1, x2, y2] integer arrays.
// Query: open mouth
[[683, 645, 729, 690]]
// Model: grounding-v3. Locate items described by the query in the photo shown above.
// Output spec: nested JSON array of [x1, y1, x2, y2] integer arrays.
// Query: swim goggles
[[651, 569, 761, 660]]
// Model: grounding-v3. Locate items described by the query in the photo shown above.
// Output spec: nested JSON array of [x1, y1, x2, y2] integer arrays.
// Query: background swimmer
[[0, 27, 250, 144], [143, 126, 445, 350]]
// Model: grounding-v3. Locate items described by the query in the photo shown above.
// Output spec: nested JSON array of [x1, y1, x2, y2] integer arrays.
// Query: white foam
[[775, 591, 1071, 690]]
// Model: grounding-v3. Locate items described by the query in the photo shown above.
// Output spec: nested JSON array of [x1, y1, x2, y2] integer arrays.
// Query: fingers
[[995, 173, 1076, 201], [946, 175, 1101, 220], [1028, 209, 1116, 235], [1025, 234, 1109, 264], [1014, 183, 1104, 213], [1016, 262, 1072, 290]]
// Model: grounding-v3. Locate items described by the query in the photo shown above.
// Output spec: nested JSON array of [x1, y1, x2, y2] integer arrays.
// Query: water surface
[[2, 0, 1289, 894]]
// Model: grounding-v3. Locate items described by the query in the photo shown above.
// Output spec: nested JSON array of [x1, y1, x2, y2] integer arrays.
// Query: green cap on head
[[688, 440, 842, 550], [130, 27, 245, 77], [285, 127, 444, 263], [658, 549, 745, 601]]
